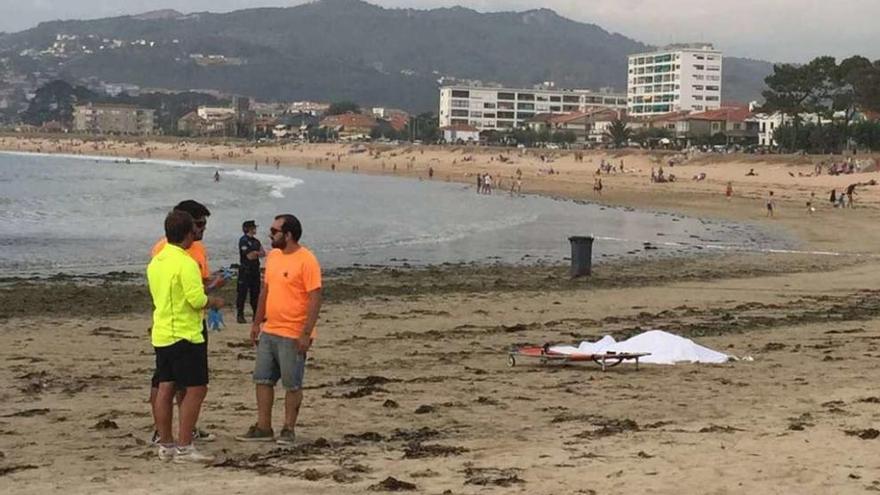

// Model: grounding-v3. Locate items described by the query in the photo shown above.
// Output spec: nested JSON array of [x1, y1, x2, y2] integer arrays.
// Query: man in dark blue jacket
[[236, 220, 265, 323]]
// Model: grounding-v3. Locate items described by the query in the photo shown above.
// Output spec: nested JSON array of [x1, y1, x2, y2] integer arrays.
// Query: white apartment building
[[438, 85, 626, 131], [627, 43, 723, 118]]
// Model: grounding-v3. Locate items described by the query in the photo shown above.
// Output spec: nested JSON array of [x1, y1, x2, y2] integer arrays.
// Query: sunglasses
[[270, 227, 282, 236]]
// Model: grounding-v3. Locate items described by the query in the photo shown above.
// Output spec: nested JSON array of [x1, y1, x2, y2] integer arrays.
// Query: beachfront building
[[73, 103, 155, 135], [440, 124, 480, 143], [438, 85, 626, 132], [527, 108, 625, 145], [627, 43, 723, 118], [319, 112, 378, 140]]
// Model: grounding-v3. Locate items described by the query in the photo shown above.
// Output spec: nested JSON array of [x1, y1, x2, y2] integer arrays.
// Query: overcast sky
[[0, 0, 875, 63]]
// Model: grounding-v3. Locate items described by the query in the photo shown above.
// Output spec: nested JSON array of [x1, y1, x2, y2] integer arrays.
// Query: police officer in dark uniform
[[236, 220, 265, 324]]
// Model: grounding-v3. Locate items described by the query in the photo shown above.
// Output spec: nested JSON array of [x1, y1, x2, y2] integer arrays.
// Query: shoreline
[[0, 146, 795, 279]]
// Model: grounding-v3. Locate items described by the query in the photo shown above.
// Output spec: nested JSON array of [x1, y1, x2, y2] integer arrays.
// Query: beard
[[271, 235, 287, 249]]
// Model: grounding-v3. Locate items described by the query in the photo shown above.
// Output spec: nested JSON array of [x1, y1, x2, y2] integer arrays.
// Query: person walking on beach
[[213, 170, 220, 182], [806, 192, 815, 214], [148, 210, 224, 463], [149, 200, 224, 444], [766, 190, 776, 217], [237, 214, 322, 445], [830, 189, 837, 207], [725, 181, 733, 200], [237, 220, 265, 324], [476, 173, 483, 194], [846, 184, 857, 208]]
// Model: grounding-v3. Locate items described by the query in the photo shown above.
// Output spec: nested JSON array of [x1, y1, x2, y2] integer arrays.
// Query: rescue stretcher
[[508, 344, 650, 371]]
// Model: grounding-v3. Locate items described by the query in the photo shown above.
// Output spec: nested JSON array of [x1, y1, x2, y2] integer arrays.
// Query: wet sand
[[3, 136, 880, 493]]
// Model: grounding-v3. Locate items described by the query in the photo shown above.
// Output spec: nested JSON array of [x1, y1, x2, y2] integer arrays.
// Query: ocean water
[[0, 152, 784, 277]]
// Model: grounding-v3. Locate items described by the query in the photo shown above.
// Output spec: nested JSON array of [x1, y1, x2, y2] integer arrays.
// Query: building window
[[498, 101, 514, 110], [517, 102, 534, 110], [451, 90, 469, 98], [693, 105, 703, 110], [536, 95, 549, 102], [484, 113, 496, 118], [483, 102, 496, 109], [706, 96, 719, 101], [693, 64, 704, 70], [517, 93, 535, 101], [706, 85, 719, 91], [562, 95, 579, 103], [451, 119, 468, 125], [550, 96, 561, 102], [497, 111, 515, 119], [694, 95, 703, 100], [517, 112, 534, 120], [497, 92, 515, 100], [451, 99, 469, 108], [451, 109, 469, 117], [692, 85, 704, 91], [550, 106, 561, 112]]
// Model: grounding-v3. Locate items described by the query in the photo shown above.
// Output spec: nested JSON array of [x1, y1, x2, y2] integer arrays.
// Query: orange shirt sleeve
[[187, 242, 210, 280], [303, 252, 322, 292], [150, 238, 167, 258]]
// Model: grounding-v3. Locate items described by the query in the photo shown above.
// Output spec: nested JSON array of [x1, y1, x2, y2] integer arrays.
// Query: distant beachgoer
[[593, 178, 603, 195], [214, 171, 220, 182], [746, 168, 757, 176], [484, 174, 493, 194], [806, 192, 815, 214], [830, 189, 837, 206], [837, 192, 846, 208], [476, 174, 483, 194], [846, 184, 857, 208], [428, 167, 434, 179], [766, 191, 776, 217], [725, 181, 733, 200]]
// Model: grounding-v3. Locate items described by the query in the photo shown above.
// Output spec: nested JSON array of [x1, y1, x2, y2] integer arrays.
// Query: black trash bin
[[568, 236, 594, 278]]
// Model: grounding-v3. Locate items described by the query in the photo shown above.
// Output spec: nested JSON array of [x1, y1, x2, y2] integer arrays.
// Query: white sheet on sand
[[548, 330, 730, 365]]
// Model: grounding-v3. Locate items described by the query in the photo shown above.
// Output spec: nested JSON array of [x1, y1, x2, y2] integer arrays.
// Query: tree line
[[760, 55, 880, 152]]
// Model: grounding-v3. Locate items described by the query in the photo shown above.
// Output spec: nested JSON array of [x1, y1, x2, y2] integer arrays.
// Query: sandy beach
[[3, 135, 880, 494]]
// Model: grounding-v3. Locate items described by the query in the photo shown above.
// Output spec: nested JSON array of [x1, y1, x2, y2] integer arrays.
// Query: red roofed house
[[319, 112, 379, 140], [528, 108, 625, 144]]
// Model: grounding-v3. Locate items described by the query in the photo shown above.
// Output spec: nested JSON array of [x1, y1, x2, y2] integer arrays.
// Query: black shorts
[[153, 339, 209, 388], [151, 322, 208, 388]]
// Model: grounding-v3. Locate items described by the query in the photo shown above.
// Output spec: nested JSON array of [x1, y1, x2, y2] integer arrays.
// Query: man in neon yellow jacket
[[147, 210, 223, 463]]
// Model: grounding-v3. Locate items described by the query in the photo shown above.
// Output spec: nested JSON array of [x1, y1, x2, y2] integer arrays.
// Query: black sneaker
[[276, 427, 296, 446], [192, 427, 216, 442], [235, 424, 274, 442]]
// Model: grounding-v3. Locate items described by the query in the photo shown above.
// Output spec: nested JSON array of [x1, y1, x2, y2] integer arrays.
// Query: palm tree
[[604, 119, 632, 148]]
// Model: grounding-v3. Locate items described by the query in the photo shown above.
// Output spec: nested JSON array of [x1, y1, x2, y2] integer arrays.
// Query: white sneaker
[[173, 444, 214, 464], [157, 444, 175, 461]]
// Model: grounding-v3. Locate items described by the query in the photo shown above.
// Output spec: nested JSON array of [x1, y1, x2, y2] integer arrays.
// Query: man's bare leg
[[154, 382, 176, 445], [284, 389, 303, 431], [256, 384, 274, 431], [177, 385, 207, 446]]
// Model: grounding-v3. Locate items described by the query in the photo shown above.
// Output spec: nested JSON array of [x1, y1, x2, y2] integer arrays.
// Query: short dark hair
[[173, 200, 211, 220], [275, 214, 302, 242], [165, 210, 194, 244]]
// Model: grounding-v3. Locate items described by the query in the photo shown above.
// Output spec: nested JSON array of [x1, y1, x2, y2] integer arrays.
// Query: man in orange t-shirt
[[236, 214, 322, 446], [148, 200, 223, 444]]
